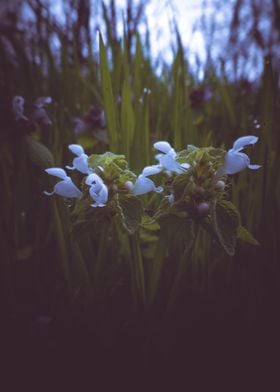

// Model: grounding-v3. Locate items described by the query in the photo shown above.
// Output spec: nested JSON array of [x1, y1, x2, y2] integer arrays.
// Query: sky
[[19, 0, 209, 69], [15, 0, 269, 80]]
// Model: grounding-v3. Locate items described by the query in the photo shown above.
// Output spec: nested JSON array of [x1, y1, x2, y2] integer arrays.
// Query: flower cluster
[[44, 136, 261, 214]]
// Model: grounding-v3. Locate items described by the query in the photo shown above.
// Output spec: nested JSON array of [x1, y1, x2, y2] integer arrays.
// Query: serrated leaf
[[24, 135, 54, 168], [116, 194, 143, 234], [210, 200, 240, 256], [88, 151, 127, 170], [237, 226, 259, 246]]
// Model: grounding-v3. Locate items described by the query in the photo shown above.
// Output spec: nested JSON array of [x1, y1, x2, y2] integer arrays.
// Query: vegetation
[[0, 0, 279, 380]]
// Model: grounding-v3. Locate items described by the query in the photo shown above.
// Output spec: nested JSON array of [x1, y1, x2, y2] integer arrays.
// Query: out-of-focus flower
[[86, 173, 108, 207], [84, 106, 106, 129], [73, 105, 108, 143], [189, 86, 212, 109], [31, 96, 52, 126], [44, 168, 82, 198], [154, 141, 190, 174], [66, 144, 91, 174], [218, 135, 261, 176], [12, 96, 27, 121]]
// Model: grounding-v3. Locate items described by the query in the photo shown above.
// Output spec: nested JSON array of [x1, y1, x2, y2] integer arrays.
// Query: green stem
[[165, 226, 198, 315], [129, 232, 146, 312], [147, 233, 167, 307]]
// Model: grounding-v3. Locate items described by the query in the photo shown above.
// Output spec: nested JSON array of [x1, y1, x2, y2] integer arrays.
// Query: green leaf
[[237, 226, 259, 246], [24, 135, 54, 168], [88, 151, 127, 170], [116, 194, 143, 234], [210, 200, 240, 256]]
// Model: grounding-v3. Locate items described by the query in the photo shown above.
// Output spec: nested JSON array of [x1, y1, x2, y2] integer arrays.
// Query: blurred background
[[0, 0, 280, 376]]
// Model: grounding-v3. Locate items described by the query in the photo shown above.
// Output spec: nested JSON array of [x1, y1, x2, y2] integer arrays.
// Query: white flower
[[154, 141, 190, 174], [66, 144, 91, 174], [132, 174, 163, 196], [86, 173, 108, 207], [12, 96, 28, 121], [218, 135, 261, 176], [44, 168, 82, 198]]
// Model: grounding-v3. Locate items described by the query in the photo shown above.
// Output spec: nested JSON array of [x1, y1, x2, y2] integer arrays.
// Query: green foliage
[[210, 200, 240, 256], [24, 136, 54, 168], [116, 194, 143, 234], [237, 225, 259, 246]]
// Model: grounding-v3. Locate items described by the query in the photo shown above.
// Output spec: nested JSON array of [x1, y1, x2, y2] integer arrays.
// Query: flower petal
[[35, 96, 52, 107], [45, 167, 68, 179], [68, 144, 85, 157], [53, 179, 82, 198], [85, 173, 104, 191], [222, 151, 250, 175], [232, 136, 259, 152], [181, 162, 191, 170], [142, 165, 162, 177], [132, 175, 158, 195], [248, 164, 262, 170], [158, 154, 184, 173], [72, 154, 89, 174], [89, 184, 108, 205], [154, 141, 172, 154], [43, 190, 55, 196]]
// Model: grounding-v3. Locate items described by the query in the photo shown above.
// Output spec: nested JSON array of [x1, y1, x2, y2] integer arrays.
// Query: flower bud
[[197, 202, 210, 217], [215, 180, 225, 191], [123, 181, 134, 192]]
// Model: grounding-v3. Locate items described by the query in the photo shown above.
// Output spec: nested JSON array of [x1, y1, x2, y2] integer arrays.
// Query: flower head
[[86, 173, 108, 207], [218, 135, 261, 176], [66, 144, 91, 174], [154, 141, 190, 174], [44, 168, 82, 198], [132, 174, 163, 196]]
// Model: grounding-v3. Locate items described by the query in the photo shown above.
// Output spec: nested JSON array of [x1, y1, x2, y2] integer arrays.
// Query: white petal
[[222, 151, 249, 175], [90, 203, 106, 208], [86, 173, 104, 191], [89, 184, 108, 205], [43, 190, 55, 196], [248, 164, 261, 170], [132, 175, 158, 195], [166, 148, 177, 159], [155, 153, 163, 163], [72, 154, 89, 174], [97, 185, 108, 204], [53, 179, 82, 198], [158, 154, 183, 173], [181, 162, 191, 170], [142, 165, 162, 177], [45, 167, 68, 179], [232, 136, 259, 152], [68, 144, 85, 157], [12, 96, 25, 121], [154, 141, 172, 154], [35, 96, 52, 107]]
